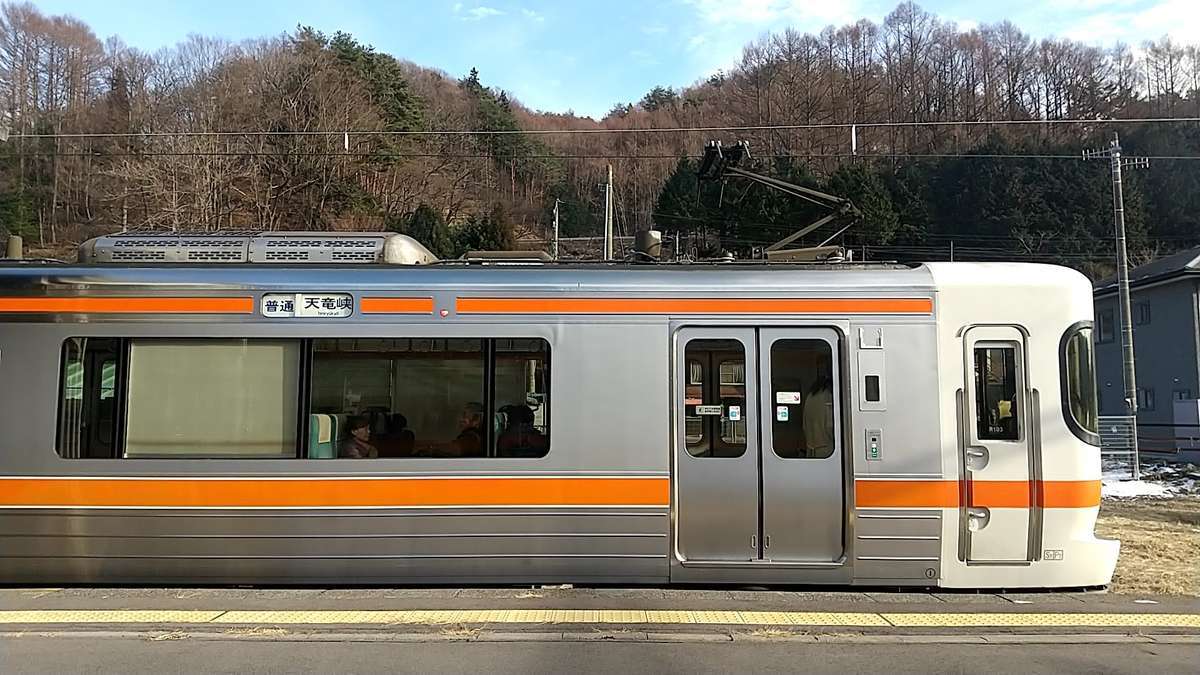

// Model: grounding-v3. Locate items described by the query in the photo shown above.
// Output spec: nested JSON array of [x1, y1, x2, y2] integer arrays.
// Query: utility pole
[[552, 199, 560, 261], [1084, 132, 1149, 479], [603, 164, 614, 261]]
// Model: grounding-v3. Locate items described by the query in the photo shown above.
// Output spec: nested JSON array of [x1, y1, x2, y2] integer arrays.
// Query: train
[[0, 232, 1118, 587]]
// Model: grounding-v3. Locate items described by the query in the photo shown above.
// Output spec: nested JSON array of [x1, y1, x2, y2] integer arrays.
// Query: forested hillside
[[2, 1, 1199, 275]]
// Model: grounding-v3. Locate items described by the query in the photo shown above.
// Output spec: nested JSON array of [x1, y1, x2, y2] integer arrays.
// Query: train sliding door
[[962, 326, 1033, 562], [673, 328, 760, 562], [673, 327, 844, 567], [758, 329, 844, 562]]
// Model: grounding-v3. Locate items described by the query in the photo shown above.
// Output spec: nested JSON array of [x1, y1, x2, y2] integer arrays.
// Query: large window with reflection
[[57, 336, 550, 459]]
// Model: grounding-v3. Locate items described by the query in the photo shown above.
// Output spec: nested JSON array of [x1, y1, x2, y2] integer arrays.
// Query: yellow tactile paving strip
[[0, 609, 1197, 628]]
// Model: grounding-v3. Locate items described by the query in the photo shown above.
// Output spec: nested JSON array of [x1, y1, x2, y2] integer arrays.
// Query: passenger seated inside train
[[338, 415, 379, 459], [497, 404, 548, 458], [450, 402, 485, 457], [374, 413, 416, 457]]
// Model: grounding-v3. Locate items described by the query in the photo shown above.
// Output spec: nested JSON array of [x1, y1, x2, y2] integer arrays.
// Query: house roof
[[1094, 246, 1200, 295]]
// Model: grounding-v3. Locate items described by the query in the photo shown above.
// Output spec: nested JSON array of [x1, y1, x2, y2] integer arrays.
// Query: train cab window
[[309, 338, 549, 459], [683, 339, 746, 458], [974, 346, 1020, 441], [124, 340, 301, 458], [770, 340, 836, 459], [1060, 323, 1100, 445]]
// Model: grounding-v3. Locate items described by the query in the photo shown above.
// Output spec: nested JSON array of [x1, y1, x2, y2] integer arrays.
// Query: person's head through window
[[498, 403, 545, 456], [459, 402, 483, 434], [453, 402, 484, 457], [339, 415, 378, 459], [504, 404, 534, 430]]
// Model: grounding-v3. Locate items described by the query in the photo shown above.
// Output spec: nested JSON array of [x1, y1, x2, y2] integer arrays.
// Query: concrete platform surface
[[0, 587, 1196, 636]]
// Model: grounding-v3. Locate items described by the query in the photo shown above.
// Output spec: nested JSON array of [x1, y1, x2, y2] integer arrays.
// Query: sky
[[32, 0, 1200, 119]]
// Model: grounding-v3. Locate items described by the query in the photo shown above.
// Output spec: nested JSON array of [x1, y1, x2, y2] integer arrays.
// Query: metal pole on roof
[[603, 164, 614, 261], [1085, 132, 1148, 480], [552, 199, 560, 261]]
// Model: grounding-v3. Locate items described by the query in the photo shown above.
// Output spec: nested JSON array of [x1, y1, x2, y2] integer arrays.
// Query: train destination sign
[[261, 293, 353, 318]]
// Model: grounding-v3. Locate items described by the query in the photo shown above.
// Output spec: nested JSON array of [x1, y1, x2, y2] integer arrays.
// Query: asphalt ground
[[3, 635, 1198, 675]]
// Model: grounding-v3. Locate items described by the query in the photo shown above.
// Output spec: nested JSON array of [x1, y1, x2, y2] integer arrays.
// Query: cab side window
[[974, 346, 1020, 441]]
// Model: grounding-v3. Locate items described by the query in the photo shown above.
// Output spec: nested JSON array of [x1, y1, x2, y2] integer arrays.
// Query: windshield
[[1062, 325, 1100, 444]]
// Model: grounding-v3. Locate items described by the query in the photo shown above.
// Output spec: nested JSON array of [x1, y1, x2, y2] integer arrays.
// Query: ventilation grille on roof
[[80, 232, 406, 264]]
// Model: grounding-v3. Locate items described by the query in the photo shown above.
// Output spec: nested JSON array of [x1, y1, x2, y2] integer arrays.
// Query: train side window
[[492, 339, 550, 458], [309, 338, 549, 459], [683, 339, 746, 458], [974, 346, 1020, 441], [124, 340, 301, 458], [770, 339, 836, 459], [57, 338, 122, 459]]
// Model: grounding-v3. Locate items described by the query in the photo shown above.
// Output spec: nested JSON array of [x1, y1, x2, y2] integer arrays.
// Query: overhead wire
[[13, 150, 1200, 161], [7, 116, 1200, 139]]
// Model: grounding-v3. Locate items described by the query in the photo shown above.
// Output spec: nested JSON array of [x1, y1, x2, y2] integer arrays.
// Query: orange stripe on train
[[0, 477, 1098, 509], [0, 477, 670, 509], [359, 297, 436, 314], [855, 479, 1101, 509], [455, 297, 934, 315], [0, 297, 254, 314]]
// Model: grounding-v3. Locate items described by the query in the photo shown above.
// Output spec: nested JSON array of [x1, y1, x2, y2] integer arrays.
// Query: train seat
[[308, 414, 335, 458]]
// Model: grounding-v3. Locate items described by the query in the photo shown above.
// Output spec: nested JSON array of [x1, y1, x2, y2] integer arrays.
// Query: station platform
[[1, 587, 1198, 642]]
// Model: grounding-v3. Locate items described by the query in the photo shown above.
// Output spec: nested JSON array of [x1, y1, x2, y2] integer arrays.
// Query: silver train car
[[0, 233, 1118, 588]]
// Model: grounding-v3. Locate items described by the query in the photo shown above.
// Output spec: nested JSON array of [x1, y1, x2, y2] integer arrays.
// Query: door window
[[683, 339, 746, 458], [770, 340, 836, 459], [974, 346, 1020, 441]]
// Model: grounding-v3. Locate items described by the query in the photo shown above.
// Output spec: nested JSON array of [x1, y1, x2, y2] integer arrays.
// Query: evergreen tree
[[329, 33, 424, 132], [453, 203, 516, 255], [390, 204, 454, 258]]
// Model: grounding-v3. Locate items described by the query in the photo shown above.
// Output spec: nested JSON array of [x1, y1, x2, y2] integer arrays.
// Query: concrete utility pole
[[603, 164, 614, 261], [1084, 132, 1149, 479], [552, 199, 560, 261]]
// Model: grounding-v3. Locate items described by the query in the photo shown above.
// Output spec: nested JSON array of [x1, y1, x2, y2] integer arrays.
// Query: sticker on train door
[[728, 405, 741, 421], [776, 391, 802, 404], [695, 405, 723, 416], [776, 406, 789, 422]]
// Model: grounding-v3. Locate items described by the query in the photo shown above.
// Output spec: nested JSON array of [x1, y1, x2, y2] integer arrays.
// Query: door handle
[[965, 446, 989, 470]]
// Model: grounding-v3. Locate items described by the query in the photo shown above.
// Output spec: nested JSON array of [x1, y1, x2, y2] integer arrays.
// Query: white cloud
[[460, 6, 505, 21], [521, 8, 545, 22], [641, 22, 668, 35], [452, 2, 463, 13], [1055, 0, 1200, 45], [679, 0, 866, 79], [684, 0, 861, 28]]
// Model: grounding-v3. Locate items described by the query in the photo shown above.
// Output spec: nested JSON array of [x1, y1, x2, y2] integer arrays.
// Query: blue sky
[[34, 0, 1198, 118]]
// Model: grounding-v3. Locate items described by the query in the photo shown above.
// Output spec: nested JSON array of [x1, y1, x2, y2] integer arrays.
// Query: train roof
[[0, 260, 935, 295]]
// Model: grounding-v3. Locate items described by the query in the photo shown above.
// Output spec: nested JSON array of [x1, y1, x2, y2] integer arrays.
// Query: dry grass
[[1096, 497, 1200, 597], [221, 627, 290, 637], [744, 627, 798, 639], [440, 625, 482, 640]]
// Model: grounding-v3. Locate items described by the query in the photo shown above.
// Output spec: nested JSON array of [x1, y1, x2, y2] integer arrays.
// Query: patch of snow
[[1102, 479, 1175, 499]]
